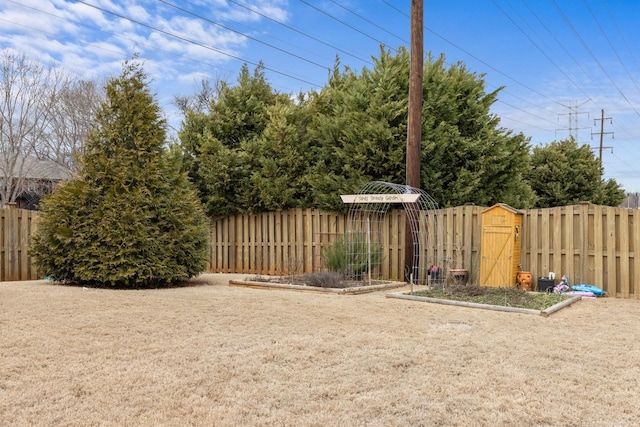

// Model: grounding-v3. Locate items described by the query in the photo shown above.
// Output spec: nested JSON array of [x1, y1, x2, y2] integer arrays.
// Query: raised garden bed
[[386, 284, 582, 317], [229, 275, 406, 295]]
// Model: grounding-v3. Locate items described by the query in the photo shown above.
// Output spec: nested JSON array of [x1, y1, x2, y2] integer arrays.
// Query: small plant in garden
[[301, 271, 345, 288], [321, 232, 383, 278]]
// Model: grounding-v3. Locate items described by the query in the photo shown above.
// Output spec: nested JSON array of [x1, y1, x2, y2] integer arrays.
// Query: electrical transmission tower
[[556, 99, 591, 143], [591, 109, 614, 161]]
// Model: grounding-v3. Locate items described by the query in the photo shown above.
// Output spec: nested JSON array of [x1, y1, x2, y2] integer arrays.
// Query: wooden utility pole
[[592, 109, 614, 161], [406, 0, 423, 190], [405, 0, 423, 282]]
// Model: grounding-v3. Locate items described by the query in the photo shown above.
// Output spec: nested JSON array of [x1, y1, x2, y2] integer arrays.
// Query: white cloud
[[4, 1, 315, 133], [125, 3, 151, 22], [227, 0, 290, 23], [162, 15, 247, 48]]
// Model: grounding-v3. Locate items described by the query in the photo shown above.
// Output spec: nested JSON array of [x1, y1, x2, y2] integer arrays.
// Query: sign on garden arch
[[340, 181, 439, 285]]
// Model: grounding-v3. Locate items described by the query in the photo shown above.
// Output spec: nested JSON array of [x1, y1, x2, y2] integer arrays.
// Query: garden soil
[[2, 274, 640, 426]]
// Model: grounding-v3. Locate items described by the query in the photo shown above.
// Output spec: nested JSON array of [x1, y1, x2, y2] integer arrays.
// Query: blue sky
[[2, 0, 640, 192]]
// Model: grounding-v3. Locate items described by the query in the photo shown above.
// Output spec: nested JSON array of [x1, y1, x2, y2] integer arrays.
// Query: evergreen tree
[[303, 55, 409, 211], [208, 63, 289, 149], [597, 178, 626, 206], [247, 99, 314, 211], [178, 49, 536, 213], [524, 138, 625, 207], [304, 48, 534, 209], [31, 61, 209, 288], [303, 63, 368, 211], [179, 110, 250, 218], [179, 64, 291, 217], [419, 52, 535, 207]]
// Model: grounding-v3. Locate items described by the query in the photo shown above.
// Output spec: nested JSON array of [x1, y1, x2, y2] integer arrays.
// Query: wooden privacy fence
[[210, 208, 418, 281], [209, 206, 485, 283], [1, 204, 40, 281], [209, 204, 640, 299], [521, 203, 640, 299], [2, 203, 640, 299]]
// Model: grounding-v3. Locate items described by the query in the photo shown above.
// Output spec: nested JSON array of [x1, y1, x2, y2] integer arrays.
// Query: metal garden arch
[[340, 181, 439, 285]]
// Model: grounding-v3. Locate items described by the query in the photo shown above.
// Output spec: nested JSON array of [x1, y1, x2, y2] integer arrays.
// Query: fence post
[[1, 206, 4, 281], [4, 203, 18, 281]]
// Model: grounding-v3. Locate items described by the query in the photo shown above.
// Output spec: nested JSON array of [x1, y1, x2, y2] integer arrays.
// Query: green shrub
[[302, 271, 345, 288], [321, 232, 383, 279], [30, 61, 209, 288]]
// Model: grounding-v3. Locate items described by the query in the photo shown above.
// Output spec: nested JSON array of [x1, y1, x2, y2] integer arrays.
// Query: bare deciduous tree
[[0, 50, 62, 206], [173, 78, 219, 115], [43, 78, 103, 171], [0, 50, 104, 207]]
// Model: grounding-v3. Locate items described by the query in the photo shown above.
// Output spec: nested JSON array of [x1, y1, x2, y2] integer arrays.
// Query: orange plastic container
[[516, 271, 532, 291]]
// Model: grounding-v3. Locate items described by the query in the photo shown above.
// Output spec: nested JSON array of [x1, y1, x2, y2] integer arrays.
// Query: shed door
[[480, 225, 514, 286]]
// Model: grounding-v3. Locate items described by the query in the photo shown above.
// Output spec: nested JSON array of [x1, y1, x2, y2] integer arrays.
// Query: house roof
[[2, 155, 71, 181]]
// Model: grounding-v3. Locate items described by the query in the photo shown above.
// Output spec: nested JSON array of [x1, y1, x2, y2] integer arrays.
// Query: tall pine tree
[[31, 61, 209, 288]]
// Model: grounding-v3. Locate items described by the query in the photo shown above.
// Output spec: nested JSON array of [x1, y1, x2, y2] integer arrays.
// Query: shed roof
[[481, 203, 523, 215]]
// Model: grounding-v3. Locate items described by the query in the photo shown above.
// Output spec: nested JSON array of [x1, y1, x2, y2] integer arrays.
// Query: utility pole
[[406, 0, 423, 190], [592, 109, 614, 161], [556, 100, 590, 143], [405, 0, 423, 282]]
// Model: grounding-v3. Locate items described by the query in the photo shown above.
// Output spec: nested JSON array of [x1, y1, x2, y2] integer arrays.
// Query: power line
[[495, 99, 559, 131], [380, 0, 557, 103], [513, 0, 608, 110], [582, 0, 640, 97], [381, 0, 640, 144], [6, 0, 555, 139], [601, 0, 640, 81], [610, 151, 635, 172], [7, 0, 572, 132], [5, 0, 640, 171], [493, 0, 637, 138], [5, 0, 331, 97], [551, 0, 640, 117], [379, 0, 567, 136], [157, 0, 330, 71], [173, 0, 338, 64], [493, 0, 594, 103], [225, 0, 373, 65], [72, 0, 323, 87], [299, 0, 393, 47], [4, 0, 238, 79], [326, 0, 409, 45]]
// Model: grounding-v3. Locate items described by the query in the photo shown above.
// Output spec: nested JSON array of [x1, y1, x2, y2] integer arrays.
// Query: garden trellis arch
[[340, 181, 439, 285]]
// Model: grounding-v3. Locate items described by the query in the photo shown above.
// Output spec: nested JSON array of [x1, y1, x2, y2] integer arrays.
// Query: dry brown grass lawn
[[2, 274, 640, 426]]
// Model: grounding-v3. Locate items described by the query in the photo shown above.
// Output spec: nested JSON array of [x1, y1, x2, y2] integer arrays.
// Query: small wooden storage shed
[[479, 204, 523, 287]]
